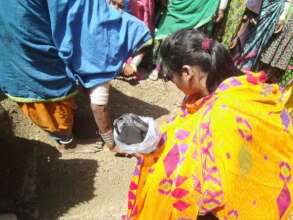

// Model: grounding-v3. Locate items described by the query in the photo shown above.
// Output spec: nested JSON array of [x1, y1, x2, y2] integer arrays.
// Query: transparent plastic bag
[[113, 115, 161, 154]]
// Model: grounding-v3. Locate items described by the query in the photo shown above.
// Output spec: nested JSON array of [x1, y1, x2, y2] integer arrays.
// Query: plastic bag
[[114, 113, 149, 145], [113, 114, 161, 154]]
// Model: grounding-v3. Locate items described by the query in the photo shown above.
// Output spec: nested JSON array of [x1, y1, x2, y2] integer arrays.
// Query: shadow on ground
[[0, 137, 98, 220], [36, 150, 98, 220], [0, 105, 98, 220], [109, 87, 169, 119], [0, 92, 216, 220], [0, 91, 6, 102], [73, 87, 170, 139]]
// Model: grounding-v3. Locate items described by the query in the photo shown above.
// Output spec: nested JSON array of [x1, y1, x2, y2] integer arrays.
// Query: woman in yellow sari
[[125, 29, 293, 220]]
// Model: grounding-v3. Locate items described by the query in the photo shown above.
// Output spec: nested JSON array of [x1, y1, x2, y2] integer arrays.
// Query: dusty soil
[[0, 76, 184, 220]]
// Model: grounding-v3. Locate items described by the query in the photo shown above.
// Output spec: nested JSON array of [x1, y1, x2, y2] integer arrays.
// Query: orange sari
[[18, 97, 75, 138]]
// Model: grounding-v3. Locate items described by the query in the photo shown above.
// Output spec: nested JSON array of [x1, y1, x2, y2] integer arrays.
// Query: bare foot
[[56, 138, 102, 154]]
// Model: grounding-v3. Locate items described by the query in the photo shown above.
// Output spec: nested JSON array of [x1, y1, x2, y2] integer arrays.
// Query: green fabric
[[280, 56, 293, 88], [152, 0, 219, 64], [277, 1, 293, 88], [280, 2, 293, 88], [218, 0, 247, 49], [155, 0, 220, 39]]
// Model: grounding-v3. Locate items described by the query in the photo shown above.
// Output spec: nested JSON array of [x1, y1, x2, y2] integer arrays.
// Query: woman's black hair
[[160, 28, 243, 92]]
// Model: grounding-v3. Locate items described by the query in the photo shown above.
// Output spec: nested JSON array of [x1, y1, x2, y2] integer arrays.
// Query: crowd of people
[[0, 0, 293, 219], [110, 0, 293, 85]]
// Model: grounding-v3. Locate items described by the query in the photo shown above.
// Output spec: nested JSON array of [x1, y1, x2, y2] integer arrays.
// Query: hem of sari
[[155, 16, 213, 40], [152, 17, 213, 64], [6, 90, 78, 103]]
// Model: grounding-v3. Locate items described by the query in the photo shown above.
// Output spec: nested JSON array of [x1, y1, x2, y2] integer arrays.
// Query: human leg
[[88, 82, 129, 154]]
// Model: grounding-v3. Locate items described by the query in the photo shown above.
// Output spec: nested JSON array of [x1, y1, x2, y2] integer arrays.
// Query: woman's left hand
[[275, 20, 285, 33], [230, 37, 238, 49], [110, 145, 141, 158], [123, 63, 136, 77], [214, 9, 225, 23]]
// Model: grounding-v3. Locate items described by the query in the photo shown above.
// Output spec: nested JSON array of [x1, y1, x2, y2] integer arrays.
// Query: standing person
[[215, 0, 249, 49], [121, 0, 155, 79], [109, 0, 150, 79], [0, 0, 151, 153], [129, 0, 155, 32], [231, 0, 290, 71], [124, 29, 293, 219], [148, 0, 228, 80], [259, 0, 292, 87]]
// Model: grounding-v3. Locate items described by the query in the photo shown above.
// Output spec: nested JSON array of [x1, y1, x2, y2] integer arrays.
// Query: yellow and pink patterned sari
[[125, 72, 293, 220]]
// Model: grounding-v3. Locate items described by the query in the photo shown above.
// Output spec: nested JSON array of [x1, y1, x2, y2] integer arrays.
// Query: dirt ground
[[0, 75, 185, 220]]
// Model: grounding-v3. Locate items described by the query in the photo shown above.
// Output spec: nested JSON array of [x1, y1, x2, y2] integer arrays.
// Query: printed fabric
[[126, 72, 293, 220]]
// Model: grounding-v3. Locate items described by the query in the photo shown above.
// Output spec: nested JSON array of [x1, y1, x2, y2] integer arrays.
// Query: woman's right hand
[[109, 145, 141, 158], [275, 20, 285, 34], [230, 38, 238, 49], [122, 63, 136, 77], [214, 9, 225, 23]]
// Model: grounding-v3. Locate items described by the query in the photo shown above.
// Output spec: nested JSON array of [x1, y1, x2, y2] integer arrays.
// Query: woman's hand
[[122, 63, 136, 77], [109, 145, 141, 158], [214, 9, 225, 23], [230, 38, 238, 49], [275, 20, 285, 34]]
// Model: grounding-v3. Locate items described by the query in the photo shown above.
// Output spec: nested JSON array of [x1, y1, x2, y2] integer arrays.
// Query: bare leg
[[90, 104, 111, 133], [88, 82, 114, 150], [90, 104, 128, 154], [88, 82, 131, 155]]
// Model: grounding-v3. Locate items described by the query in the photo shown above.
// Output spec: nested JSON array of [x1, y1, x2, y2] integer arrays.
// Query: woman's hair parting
[[160, 28, 243, 92]]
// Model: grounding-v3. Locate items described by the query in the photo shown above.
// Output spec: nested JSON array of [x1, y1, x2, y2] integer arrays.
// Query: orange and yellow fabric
[[125, 72, 293, 220], [283, 79, 293, 116], [18, 97, 75, 139]]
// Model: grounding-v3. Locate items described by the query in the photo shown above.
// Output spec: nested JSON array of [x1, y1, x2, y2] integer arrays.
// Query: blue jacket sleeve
[[47, 0, 151, 88]]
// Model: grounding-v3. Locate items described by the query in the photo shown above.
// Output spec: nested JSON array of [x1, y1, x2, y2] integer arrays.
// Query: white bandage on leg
[[89, 82, 110, 105]]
